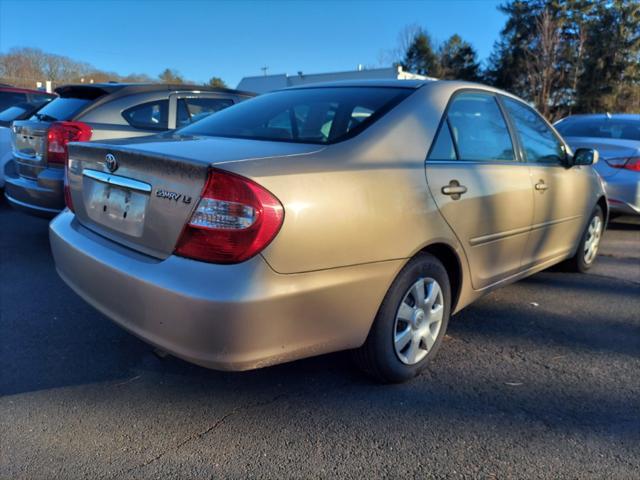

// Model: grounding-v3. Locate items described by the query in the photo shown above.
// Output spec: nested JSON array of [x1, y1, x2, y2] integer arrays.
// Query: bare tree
[[524, 9, 566, 119], [378, 23, 424, 66], [0, 47, 182, 89]]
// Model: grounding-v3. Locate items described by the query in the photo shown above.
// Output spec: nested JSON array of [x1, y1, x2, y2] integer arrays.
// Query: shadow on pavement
[[1, 198, 638, 449]]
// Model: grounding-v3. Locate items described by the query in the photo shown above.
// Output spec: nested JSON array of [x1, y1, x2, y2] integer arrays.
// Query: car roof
[[558, 113, 640, 122], [55, 82, 256, 98], [279, 79, 522, 101], [282, 79, 433, 90], [0, 85, 56, 96]]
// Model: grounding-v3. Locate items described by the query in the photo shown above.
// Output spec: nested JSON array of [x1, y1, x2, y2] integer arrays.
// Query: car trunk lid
[[67, 136, 324, 259]]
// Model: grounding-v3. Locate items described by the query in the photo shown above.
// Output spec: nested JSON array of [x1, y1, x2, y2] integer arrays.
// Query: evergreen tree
[[158, 68, 184, 84], [402, 30, 441, 77], [485, 0, 640, 118], [439, 34, 482, 81], [207, 76, 227, 89], [576, 0, 640, 113]]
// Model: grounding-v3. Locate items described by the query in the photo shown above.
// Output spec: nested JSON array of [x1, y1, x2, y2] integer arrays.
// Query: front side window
[[446, 92, 515, 161], [177, 97, 235, 128], [123, 100, 169, 130], [177, 87, 413, 144], [503, 97, 565, 164]]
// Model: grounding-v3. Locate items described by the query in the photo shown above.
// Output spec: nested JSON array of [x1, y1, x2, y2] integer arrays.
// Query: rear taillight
[[605, 156, 640, 172], [47, 121, 92, 165], [175, 168, 284, 263]]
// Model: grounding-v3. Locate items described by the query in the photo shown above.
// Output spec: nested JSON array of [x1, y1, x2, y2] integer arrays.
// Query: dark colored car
[[4, 83, 254, 216], [0, 85, 55, 114]]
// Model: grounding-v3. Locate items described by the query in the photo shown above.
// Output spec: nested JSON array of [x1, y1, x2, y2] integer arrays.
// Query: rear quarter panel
[[221, 85, 464, 275]]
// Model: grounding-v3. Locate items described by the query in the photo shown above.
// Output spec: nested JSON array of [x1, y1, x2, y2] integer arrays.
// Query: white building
[[237, 65, 433, 94]]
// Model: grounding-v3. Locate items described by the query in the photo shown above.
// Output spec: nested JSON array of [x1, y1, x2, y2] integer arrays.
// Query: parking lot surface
[[1, 201, 639, 479]]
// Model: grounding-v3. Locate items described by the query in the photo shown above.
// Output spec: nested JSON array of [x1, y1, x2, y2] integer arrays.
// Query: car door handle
[[535, 181, 548, 191], [441, 180, 467, 200]]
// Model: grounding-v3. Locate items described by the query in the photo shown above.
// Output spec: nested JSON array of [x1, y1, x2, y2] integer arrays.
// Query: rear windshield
[[0, 104, 30, 122], [32, 97, 92, 122], [177, 87, 414, 144], [556, 117, 640, 141]]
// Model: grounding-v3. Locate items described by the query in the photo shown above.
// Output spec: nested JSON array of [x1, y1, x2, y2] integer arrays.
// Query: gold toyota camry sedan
[[50, 80, 606, 383]]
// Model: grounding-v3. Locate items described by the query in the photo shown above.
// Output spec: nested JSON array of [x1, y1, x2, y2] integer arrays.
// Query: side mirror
[[572, 148, 599, 166]]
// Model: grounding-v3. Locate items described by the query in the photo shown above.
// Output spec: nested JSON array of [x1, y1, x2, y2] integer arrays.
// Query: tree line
[[1, 1, 638, 119], [0, 48, 227, 89], [400, 0, 639, 119]]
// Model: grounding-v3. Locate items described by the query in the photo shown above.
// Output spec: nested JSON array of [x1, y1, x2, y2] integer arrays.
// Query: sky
[[0, 0, 505, 88]]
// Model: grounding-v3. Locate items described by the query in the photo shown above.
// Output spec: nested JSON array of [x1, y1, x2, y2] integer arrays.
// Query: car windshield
[[556, 117, 640, 141], [177, 87, 414, 144]]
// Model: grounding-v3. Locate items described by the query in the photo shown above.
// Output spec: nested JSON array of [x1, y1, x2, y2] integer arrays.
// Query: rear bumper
[[4, 160, 64, 217], [50, 211, 400, 371]]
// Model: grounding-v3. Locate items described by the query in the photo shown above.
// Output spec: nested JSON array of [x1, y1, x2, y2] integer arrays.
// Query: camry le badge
[[105, 153, 118, 172], [156, 189, 192, 204]]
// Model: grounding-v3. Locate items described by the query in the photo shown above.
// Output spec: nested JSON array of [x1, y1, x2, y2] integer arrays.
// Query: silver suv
[[4, 83, 254, 216]]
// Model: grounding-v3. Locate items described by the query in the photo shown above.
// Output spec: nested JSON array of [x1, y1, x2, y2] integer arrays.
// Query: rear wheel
[[565, 205, 604, 272], [354, 253, 451, 383]]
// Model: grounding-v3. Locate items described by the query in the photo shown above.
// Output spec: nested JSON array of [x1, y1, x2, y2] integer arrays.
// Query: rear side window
[[177, 97, 235, 128], [34, 97, 92, 121], [446, 92, 515, 161], [428, 121, 457, 161], [503, 98, 565, 164], [123, 100, 169, 130], [177, 87, 413, 144]]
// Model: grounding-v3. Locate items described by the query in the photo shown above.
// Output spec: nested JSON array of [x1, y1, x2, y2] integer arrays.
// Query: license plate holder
[[83, 172, 150, 237]]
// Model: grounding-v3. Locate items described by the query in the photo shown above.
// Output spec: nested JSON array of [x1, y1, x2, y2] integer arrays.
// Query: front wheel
[[565, 205, 604, 272], [354, 253, 451, 383]]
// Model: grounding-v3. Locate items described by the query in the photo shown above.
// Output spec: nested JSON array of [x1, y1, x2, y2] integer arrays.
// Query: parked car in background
[[0, 87, 56, 190], [0, 85, 55, 113], [50, 80, 606, 383], [555, 113, 640, 217], [1, 101, 57, 190], [4, 83, 254, 216]]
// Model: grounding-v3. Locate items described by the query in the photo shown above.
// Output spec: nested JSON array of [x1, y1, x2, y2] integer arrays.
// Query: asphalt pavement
[[1, 201, 638, 479]]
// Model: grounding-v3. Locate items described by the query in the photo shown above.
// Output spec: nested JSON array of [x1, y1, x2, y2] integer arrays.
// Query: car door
[[425, 91, 533, 290], [501, 97, 592, 267]]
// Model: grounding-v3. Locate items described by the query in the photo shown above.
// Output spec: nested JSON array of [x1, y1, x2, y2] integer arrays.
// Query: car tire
[[564, 205, 604, 273], [354, 253, 451, 383]]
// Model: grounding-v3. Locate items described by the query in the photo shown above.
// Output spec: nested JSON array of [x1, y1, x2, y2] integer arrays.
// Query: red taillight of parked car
[[47, 121, 92, 165], [175, 168, 284, 263], [605, 156, 640, 172]]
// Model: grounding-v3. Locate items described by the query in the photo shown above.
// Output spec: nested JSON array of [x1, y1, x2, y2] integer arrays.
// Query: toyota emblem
[[105, 153, 118, 172]]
